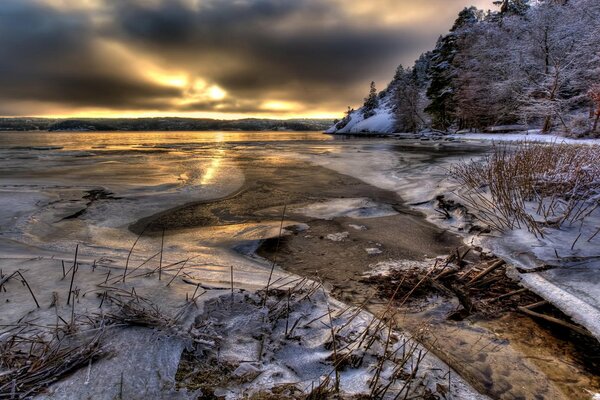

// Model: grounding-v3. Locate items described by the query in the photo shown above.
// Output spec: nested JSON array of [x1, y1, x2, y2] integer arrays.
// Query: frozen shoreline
[[0, 132, 487, 399], [293, 137, 600, 341]]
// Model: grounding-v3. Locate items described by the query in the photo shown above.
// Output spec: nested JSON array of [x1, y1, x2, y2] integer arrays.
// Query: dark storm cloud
[[108, 0, 427, 104], [0, 0, 493, 116], [0, 0, 180, 112]]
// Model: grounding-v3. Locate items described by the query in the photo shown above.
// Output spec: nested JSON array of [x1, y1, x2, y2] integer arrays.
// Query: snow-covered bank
[[451, 132, 600, 145], [325, 90, 396, 134]]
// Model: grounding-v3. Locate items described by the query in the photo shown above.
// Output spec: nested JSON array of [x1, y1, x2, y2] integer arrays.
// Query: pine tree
[[395, 68, 425, 133], [425, 7, 481, 131], [363, 81, 379, 118], [493, 0, 530, 15]]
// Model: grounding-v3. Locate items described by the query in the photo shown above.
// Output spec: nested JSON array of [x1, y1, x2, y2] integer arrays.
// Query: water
[[0, 130, 404, 266], [1, 130, 596, 399]]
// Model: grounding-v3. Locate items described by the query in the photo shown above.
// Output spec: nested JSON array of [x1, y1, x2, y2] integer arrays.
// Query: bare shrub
[[450, 142, 600, 236]]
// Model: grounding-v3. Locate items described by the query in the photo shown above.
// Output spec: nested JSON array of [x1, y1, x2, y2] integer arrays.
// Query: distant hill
[[0, 117, 333, 132]]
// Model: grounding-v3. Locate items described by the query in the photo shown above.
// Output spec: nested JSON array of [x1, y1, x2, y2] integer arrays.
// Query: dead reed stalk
[[451, 142, 600, 237]]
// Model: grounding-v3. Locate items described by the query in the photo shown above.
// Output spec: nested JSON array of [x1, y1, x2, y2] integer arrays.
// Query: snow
[[188, 287, 486, 399], [325, 231, 349, 241], [0, 132, 487, 399], [348, 223, 367, 231], [293, 198, 398, 220], [294, 137, 600, 341], [365, 247, 383, 255], [363, 259, 433, 278], [0, 240, 484, 399], [451, 132, 600, 145], [346, 108, 395, 134], [326, 91, 396, 134]]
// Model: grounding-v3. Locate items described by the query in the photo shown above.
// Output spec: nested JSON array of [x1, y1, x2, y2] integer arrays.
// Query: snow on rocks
[[178, 283, 487, 399], [348, 223, 367, 231], [365, 247, 383, 255], [325, 231, 349, 241]]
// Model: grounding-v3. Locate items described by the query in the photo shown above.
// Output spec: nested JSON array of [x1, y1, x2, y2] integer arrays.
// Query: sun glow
[[260, 101, 301, 112], [207, 85, 227, 101]]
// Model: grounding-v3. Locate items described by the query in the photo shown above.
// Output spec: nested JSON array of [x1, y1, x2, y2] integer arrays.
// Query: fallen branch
[[517, 306, 593, 338]]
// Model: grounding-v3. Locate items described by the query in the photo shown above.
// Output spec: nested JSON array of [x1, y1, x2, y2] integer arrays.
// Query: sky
[[0, 0, 497, 119]]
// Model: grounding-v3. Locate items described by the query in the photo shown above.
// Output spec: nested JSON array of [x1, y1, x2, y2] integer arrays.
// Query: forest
[[335, 0, 600, 137]]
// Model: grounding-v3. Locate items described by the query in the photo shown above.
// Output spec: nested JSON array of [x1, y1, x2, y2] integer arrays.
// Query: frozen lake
[[1, 130, 598, 399]]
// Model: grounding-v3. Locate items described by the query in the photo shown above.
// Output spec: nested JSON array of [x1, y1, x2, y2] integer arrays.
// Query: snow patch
[[293, 198, 398, 220], [363, 259, 433, 277], [326, 231, 349, 242], [327, 91, 396, 134], [451, 132, 600, 145], [365, 247, 383, 255]]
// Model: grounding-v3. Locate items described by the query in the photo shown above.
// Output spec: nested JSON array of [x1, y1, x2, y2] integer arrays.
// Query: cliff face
[[325, 90, 396, 134]]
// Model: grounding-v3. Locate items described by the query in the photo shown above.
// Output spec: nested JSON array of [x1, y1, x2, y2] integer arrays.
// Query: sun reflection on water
[[200, 133, 226, 185]]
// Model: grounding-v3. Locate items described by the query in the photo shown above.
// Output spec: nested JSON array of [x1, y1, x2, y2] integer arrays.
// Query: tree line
[[346, 0, 600, 136]]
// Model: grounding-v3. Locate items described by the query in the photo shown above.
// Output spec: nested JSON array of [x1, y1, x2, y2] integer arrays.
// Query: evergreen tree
[[395, 68, 426, 133], [425, 7, 481, 131], [363, 81, 379, 118], [424, 35, 458, 130], [493, 0, 530, 15]]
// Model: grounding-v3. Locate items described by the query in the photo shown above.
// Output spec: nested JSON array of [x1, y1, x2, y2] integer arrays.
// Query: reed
[[450, 142, 600, 237]]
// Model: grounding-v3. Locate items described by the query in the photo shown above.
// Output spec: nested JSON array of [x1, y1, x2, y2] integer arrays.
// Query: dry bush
[[451, 142, 600, 236]]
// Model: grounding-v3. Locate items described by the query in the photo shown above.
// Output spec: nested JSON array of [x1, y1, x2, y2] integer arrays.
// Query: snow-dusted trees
[[590, 86, 600, 133], [424, 34, 457, 131], [339, 0, 598, 136], [513, 0, 600, 133], [394, 67, 427, 132], [363, 81, 379, 118], [493, 0, 530, 15], [425, 7, 482, 130], [425, 0, 599, 134]]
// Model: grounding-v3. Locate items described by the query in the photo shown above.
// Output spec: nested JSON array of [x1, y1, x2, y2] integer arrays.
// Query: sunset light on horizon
[[1, 0, 496, 119]]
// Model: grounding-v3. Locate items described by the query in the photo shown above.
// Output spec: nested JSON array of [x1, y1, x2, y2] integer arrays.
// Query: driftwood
[[515, 264, 557, 274], [466, 259, 505, 287], [488, 288, 528, 303], [518, 306, 593, 338]]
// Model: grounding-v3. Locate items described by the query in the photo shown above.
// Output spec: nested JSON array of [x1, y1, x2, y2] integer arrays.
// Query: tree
[[425, 7, 481, 131], [424, 35, 457, 130], [515, 0, 599, 132], [334, 106, 355, 130], [453, 17, 526, 129], [493, 0, 530, 15], [590, 85, 600, 133], [363, 81, 379, 118], [395, 69, 426, 133]]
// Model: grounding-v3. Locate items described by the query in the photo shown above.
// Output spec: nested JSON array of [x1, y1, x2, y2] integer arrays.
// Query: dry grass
[[451, 142, 600, 236], [174, 277, 436, 400], [0, 326, 105, 398], [0, 281, 182, 399]]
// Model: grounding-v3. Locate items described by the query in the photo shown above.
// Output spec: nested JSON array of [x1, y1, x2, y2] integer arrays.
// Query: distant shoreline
[[0, 117, 333, 133]]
